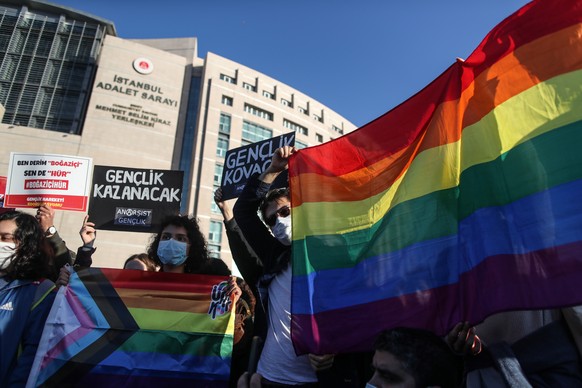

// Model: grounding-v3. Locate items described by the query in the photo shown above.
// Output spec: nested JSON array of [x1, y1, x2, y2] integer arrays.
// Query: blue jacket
[[0, 277, 56, 387]]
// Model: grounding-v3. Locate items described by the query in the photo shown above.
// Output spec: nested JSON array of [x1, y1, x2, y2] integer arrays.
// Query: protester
[[123, 253, 158, 271], [233, 146, 369, 387], [0, 210, 56, 386], [55, 215, 97, 288], [368, 327, 463, 388], [147, 214, 231, 276], [74, 214, 96, 268], [213, 187, 262, 290], [36, 207, 94, 281], [145, 213, 257, 386], [214, 187, 260, 387], [446, 312, 582, 387], [35, 204, 74, 280], [233, 146, 321, 386]]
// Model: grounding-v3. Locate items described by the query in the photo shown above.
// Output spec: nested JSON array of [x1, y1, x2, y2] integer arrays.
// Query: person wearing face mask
[[234, 147, 367, 387], [147, 214, 231, 276], [147, 214, 254, 387], [0, 210, 56, 386]]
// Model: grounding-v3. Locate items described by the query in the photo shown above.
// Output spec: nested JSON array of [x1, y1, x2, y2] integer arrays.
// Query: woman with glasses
[[0, 210, 56, 385]]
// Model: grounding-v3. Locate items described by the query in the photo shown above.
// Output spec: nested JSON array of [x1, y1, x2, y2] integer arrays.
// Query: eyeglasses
[[265, 206, 291, 227]]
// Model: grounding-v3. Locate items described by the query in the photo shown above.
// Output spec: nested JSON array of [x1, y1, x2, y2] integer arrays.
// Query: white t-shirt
[[257, 263, 317, 384]]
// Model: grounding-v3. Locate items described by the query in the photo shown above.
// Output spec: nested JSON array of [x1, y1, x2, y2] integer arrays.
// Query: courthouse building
[[0, 0, 357, 269]]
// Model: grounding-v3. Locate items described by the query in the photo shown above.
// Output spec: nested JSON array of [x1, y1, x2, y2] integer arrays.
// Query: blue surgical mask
[[157, 239, 188, 266]]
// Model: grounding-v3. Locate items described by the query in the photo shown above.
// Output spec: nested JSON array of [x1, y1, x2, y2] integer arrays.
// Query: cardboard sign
[[221, 132, 295, 200], [89, 165, 183, 233], [4, 153, 92, 211]]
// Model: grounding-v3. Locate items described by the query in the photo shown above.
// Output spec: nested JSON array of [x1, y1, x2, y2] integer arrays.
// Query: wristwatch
[[45, 225, 57, 237]]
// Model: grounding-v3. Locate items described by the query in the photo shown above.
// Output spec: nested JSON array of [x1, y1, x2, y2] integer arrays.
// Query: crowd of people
[[2, 146, 582, 387]]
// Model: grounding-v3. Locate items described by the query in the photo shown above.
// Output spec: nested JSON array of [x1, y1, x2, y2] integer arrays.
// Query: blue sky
[[51, 0, 531, 127]]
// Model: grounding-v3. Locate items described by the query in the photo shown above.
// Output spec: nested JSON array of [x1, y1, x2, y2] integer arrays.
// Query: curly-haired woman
[[0, 210, 56, 386]]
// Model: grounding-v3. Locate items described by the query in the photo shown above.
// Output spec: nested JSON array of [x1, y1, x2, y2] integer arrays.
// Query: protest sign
[[4, 153, 92, 211], [89, 165, 183, 232], [221, 132, 295, 200]]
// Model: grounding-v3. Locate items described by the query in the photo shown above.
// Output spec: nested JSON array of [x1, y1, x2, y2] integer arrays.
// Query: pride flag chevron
[[289, 0, 582, 355], [27, 268, 234, 387]]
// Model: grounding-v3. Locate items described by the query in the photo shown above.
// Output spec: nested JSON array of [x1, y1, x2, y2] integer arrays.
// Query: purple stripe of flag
[[291, 240, 582, 354]]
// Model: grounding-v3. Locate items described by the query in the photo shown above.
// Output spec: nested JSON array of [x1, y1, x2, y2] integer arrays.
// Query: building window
[[216, 133, 229, 158], [242, 121, 272, 145], [211, 186, 221, 214], [214, 164, 224, 186], [332, 125, 344, 135], [219, 113, 231, 134], [0, 8, 104, 134], [283, 119, 308, 136], [243, 82, 257, 92], [281, 98, 293, 107], [263, 90, 274, 99], [313, 114, 323, 123], [244, 103, 273, 121], [296, 140, 308, 149], [222, 95, 233, 106], [316, 133, 323, 143], [220, 73, 235, 84], [298, 106, 308, 115], [208, 220, 222, 259]]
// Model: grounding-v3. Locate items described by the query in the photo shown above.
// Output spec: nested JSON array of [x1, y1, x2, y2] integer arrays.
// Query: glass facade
[[208, 220, 222, 258], [219, 112, 231, 133], [216, 133, 229, 158], [0, 4, 105, 133], [214, 163, 223, 186], [242, 120, 272, 145]]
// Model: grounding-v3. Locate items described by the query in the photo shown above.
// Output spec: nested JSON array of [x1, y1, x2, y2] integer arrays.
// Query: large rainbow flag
[[289, 0, 582, 355], [27, 268, 234, 387]]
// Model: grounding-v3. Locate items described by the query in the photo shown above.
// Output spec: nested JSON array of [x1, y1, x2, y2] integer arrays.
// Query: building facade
[[0, 0, 357, 270]]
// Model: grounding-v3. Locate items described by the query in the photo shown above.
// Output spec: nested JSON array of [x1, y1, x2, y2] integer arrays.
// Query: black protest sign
[[89, 166, 183, 232], [221, 132, 295, 200]]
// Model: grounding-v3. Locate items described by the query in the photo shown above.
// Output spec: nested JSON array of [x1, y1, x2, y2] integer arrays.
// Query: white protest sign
[[5, 153, 93, 211]]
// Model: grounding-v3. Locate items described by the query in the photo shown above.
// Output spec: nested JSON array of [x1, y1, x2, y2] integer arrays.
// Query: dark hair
[[123, 253, 158, 271], [374, 327, 463, 388], [259, 187, 290, 223], [147, 214, 210, 273], [0, 211, 50, 280]]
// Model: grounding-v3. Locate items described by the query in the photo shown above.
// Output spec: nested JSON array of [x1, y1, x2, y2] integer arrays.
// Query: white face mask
[[0, 241, 17, 270], [271, 215, 292, 246]]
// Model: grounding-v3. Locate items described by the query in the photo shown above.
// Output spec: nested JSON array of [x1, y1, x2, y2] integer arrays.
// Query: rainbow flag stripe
[[289, 0, 582, 355], [27, 268, 234, 387]]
